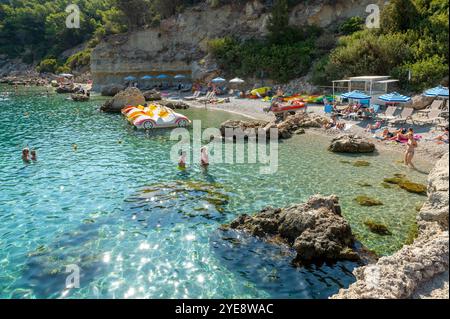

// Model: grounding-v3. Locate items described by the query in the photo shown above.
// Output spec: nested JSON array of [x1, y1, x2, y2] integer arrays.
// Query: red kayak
[[271, 101, 306, 113]]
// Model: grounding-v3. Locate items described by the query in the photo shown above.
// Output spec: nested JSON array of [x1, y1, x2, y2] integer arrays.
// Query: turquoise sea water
[[0, 86, 430, 299]]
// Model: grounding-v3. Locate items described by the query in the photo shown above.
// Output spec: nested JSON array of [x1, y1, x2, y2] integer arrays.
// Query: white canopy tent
[[332, 76, 400, 102]]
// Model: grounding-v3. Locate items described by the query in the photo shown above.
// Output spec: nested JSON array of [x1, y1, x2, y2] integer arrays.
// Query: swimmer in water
[[30, 149, 37, 161], [72, 144, 78, 151], [22, 147, 30, 163], [178, 151, 187, 170], [200, 147, 209, 168]]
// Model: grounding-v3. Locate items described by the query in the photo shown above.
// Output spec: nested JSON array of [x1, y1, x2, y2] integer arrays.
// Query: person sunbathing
[[433, 126, 449, 143], [366, 121, 382, 132], [325, 116, 345, 130], [390, 128, 408, 142]]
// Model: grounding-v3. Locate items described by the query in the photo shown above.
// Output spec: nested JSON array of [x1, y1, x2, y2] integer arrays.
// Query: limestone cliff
[[91, 0, 383, 91], [332, 153, 449, 299]]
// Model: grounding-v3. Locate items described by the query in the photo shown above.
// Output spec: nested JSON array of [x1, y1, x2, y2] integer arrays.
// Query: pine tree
[[267, 0, 290, 44]]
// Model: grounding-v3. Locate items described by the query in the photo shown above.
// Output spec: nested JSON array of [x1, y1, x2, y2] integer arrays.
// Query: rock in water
[[143, 89, 162, 101], [100, 87, 146, 113], [227, 195, 360, 264], [329, 134, 376, 153], [101, 84, 125, 96]]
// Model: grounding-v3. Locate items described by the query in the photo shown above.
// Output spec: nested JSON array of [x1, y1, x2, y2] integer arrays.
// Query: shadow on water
[[123, 180, 231, 229], [17, 219, 111, 299], [211, 229, 359, 299]]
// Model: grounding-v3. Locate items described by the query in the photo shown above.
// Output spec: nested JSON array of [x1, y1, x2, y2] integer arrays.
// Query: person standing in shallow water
[[405, 132, 417, 169], [22, 147, 30, 163], [30, 149, 37, 161], [200, 147, 209, 168], [178, 151, 187, 170]]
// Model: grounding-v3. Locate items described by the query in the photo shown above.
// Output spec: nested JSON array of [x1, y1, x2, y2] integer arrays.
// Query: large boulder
[[410, 95, 435, 110], [143, 89, 162, 101], [220, 120, 270, 140], [100, 87, 146, 113], [227, 195, 359, 264], [101, 84, 125, 96], [158, 99, 189, 110], [329, 134, 376, 153]]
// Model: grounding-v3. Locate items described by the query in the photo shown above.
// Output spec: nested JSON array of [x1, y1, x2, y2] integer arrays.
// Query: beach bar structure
[[332, 76, 399, 99]]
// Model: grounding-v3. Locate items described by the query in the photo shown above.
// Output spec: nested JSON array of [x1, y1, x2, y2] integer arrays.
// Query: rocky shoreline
[[331, 153, 449, 299]]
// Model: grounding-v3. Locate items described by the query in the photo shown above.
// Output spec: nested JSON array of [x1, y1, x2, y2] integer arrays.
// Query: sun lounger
[[390, 107, 414, 124], [197, 91, 216, 103], [184, 91, 201, 100], [417, 100, 444, 116], [377, 106, 398, 122], [415, 108, 446, 125]]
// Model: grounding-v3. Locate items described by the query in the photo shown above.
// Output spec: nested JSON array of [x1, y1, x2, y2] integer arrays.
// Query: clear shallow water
[[0, 86, 431, 299]]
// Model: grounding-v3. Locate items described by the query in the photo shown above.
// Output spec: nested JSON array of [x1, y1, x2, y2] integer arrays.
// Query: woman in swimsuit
[[405, 133, 417, 169]]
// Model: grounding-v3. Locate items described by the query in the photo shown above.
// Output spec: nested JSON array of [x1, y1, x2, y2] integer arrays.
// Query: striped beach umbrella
[[341, 90, 372, 100], [424, 86, 449, 98], [379, 92, 411, 103]]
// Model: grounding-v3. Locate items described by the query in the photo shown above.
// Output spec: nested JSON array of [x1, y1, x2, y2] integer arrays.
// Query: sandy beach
[[185, 96, 449, 165]]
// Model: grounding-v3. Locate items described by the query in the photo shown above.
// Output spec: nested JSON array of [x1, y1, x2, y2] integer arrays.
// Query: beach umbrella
[[174, 74, 186, 80], [423, 85, 449, 98], [229, 77, 245, 84], [141, 75, 153, 80], [212, 77, 226, 84], [341, 90, 372, 100], [156, 74, 170, 80], [379, 92, 411, 103], [124, 76, 137, 81]]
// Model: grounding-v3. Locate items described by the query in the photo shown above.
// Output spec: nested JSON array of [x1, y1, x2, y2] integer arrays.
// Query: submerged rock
[[226, 195, 360, 264], [364, 220, 392, 236], [101, 87, 146, 113], [353, 160, 371, 167], [355, 196, 383, 207], [329, 135, 376, 153], [383, 176, 427, 195]]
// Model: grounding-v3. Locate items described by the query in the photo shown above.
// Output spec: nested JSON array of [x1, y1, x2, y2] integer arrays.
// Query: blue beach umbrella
[[156, 74, 170, 80], [141, 75, 153, 80], [124, 76, 137, 82], [424, 86, 449, 98], [379, 92, 411, 103], [212, 77, 226, 84], [341, 90, 372, 100]]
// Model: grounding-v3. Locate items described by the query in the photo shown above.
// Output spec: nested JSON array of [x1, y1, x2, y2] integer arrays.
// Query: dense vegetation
[[313, 0, 449, 91], [1, 0, 448, 91], [208, 0, 325, 82]]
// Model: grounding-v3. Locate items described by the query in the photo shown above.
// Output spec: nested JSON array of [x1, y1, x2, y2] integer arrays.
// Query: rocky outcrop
[[101, 84, 126, 96], [220, 119, 271, 140], [329, 134, 376, 153], [419, 153, 449, 228], [91, 1, 386, 90], [101, 87, 146, 113], [227, 195, 360, 264], [143, 89, 162, 101], [332, 153, 449, 299], [410, 95, 435, 110], [158, 99, 189, 110], [219, 113, 328, 140], [71, 93, 90, 102]]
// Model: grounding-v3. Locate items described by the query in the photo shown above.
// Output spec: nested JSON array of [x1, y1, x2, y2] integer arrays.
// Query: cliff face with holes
[[332, 153, 449, 299], [91, 0, 384, 91]]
